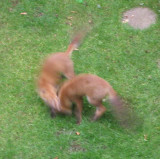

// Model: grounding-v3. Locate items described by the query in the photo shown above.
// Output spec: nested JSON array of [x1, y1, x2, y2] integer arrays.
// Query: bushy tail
[[109, 92, 142, 130], [65, 29, 88, 56]]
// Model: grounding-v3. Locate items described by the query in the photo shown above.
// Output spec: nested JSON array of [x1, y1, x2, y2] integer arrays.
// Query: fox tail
[[108, 90, 134, 129], [65, 29, 88, 56]]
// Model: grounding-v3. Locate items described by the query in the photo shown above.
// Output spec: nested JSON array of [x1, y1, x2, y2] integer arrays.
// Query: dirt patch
[[122, 7, 157, 30], [9, 0, 19, 12], [11, 0, 19, 7], [35, 12, 44, 17], [56, 128, 77, 137], [101, 145, 108, 149], [69, 141, 86, 152]]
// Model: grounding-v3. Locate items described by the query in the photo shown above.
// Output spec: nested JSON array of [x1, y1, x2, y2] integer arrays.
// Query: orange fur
[[37, 31, 87, 117], [58, 74, 123, 124]]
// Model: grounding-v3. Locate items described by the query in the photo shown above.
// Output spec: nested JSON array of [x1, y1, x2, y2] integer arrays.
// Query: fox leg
[[87, 97, 106, 121], [92, 104, 106, 121], [60, 97, 72, 115], [74, 97, 83, 124], [50, 107, 56, 118]]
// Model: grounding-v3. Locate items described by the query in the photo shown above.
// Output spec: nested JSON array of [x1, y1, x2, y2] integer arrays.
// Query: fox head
[[38, 89, 61, 114]]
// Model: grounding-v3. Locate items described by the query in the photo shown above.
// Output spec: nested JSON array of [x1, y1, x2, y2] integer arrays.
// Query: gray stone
[[122, 7, 157, 30]]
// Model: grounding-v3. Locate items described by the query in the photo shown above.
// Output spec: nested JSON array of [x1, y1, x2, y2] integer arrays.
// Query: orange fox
[[58, 74, 124, 124], [37, 31, 87, 117]]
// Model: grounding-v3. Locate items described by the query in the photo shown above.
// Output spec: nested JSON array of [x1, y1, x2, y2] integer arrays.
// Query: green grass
[[0, 0, 160, 158]]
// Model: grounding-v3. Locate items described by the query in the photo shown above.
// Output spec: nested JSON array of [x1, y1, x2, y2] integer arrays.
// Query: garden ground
[[0, 0, 160, 158]]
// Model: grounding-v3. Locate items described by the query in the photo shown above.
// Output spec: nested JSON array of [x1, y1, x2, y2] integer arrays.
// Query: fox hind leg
[[92, 104, 106, 121], [64, 62, 75, 79], [87, 96, 106, 121]]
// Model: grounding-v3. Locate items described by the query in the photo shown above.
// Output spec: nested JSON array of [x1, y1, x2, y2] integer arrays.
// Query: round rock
[[122, 7, 157, 30]]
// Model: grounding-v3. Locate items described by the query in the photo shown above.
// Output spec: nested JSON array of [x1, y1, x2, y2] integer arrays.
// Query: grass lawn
[[0, 0, 160, 158]]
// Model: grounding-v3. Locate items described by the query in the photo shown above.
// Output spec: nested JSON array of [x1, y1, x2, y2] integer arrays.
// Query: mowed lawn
[[0, 0, 160, 158]]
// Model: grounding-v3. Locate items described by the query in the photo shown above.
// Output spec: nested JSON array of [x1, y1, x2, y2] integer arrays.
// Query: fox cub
[[37, 31, 87, 117], [58, 74, 123, 124]]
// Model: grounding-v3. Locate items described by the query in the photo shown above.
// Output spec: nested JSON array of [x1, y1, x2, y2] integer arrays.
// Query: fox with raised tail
[[58, 74, 125, 125], [37, 31, 87, 117]]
